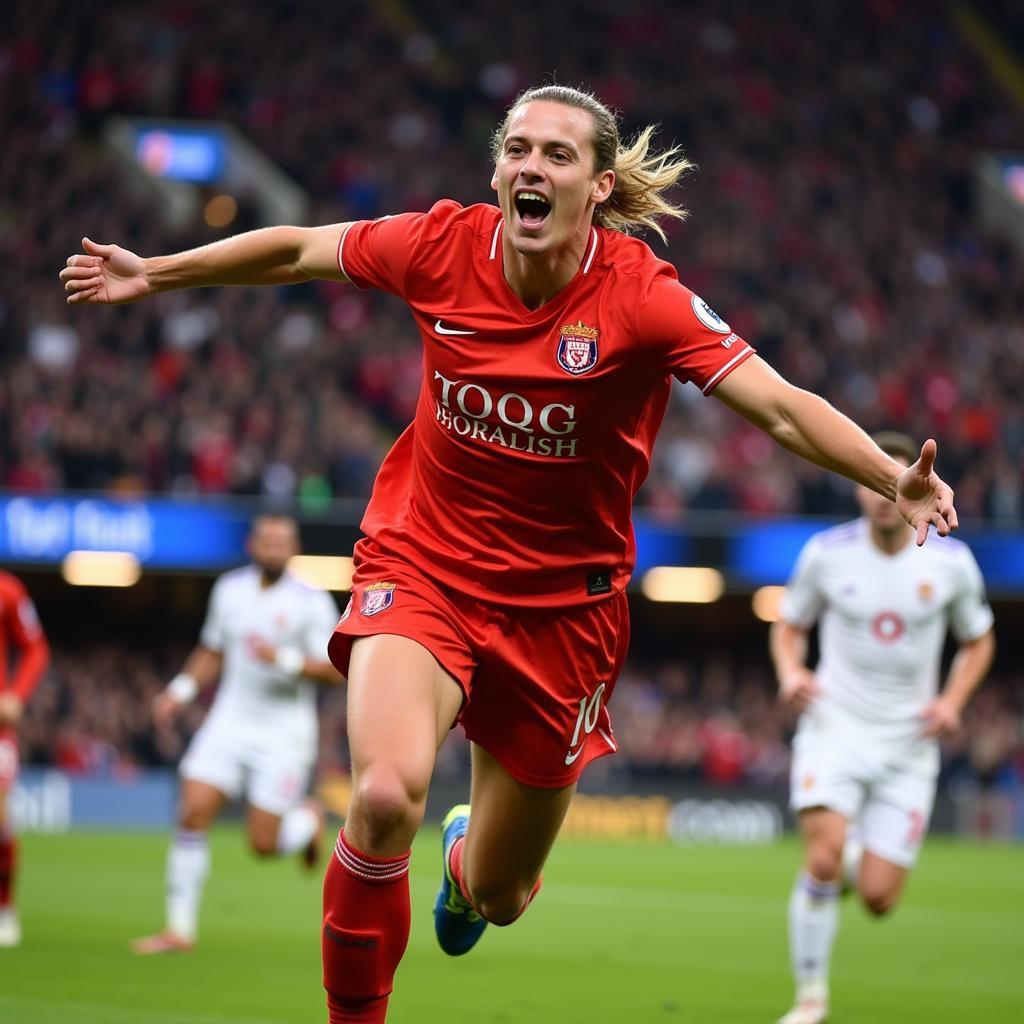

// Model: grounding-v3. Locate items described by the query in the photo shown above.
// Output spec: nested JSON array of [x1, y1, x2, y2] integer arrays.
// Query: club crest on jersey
[[918, 581, 934, 602], [361, 582, 396, 616], [556, 320, 599, 376]]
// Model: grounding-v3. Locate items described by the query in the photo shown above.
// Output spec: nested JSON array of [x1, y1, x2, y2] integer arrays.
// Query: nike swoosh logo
[[564, 746, 585, 766], [435, 319, 477, 336]]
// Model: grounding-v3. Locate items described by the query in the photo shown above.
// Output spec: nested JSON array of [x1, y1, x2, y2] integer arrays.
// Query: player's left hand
[[0, 693, 24, 725], [895, 439, 958, 546], [921, 696, 961, 738]]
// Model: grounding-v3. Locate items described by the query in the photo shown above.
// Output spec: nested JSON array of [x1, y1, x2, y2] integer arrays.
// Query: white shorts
[[179, 719, 314, 817], [790, 703, 937, 868]]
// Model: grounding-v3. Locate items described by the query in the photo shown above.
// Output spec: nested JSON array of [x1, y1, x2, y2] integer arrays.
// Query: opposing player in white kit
[[770, 433, 995, 1024], [133, 514, 343, 954]]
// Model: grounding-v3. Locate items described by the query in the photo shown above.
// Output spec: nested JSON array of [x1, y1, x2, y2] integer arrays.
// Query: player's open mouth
[[514, 191, 551, 229]]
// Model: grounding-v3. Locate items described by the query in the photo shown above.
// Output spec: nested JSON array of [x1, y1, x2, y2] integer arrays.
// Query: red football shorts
[[328, 538, 630, 788], [0, 727, 19, 792]]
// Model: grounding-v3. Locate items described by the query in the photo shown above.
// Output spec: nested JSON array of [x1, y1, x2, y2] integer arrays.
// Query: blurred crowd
[[18, 640, 1024, 796], [2, 0, 1023, 520]]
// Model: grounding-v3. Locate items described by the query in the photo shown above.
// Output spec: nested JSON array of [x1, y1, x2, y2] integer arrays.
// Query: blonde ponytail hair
[[492, 85, 693, 243]]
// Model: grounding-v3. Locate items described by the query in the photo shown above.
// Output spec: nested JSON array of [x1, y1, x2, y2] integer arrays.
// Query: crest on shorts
[[556, 320, 599, 376], [361, 582, 396, 616]]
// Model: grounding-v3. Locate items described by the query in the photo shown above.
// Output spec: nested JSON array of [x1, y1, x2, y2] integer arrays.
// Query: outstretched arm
[[713, 356, 957, 544], [60, 223, 353, 305]]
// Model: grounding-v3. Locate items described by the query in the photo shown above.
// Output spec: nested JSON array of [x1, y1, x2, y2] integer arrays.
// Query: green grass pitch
[[1, 828, 1021, 1023]]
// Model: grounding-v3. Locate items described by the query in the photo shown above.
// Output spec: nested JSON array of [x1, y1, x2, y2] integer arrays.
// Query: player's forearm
[[941, 630, 995, 712], [764, 387, 904, 500], [145, 227, 316, 292], [770, 621, 808, 683], [180, 646, 223, 690]]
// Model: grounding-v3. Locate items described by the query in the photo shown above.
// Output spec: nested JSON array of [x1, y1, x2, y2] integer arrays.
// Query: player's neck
[[501, 231, 590, 310], [869, 524, 914, 556]]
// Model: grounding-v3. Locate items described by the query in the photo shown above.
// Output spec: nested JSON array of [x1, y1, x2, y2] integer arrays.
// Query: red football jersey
[[0, 570, 49, 701], [339, 201, 755, 606]]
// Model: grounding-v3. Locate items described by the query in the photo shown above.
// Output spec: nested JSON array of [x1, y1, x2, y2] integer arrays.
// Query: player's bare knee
[[248, 833, 278, 858], [467, 878, 532, 925], [806, 845, 843, 883], [350, 769, 426, 846], [861, 886, 899, 917], [179, 806, 211, 832]]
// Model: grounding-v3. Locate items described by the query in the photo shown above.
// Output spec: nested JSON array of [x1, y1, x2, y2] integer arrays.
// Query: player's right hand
[[779, 668, 821, 714], [60, 237, 151, 305]]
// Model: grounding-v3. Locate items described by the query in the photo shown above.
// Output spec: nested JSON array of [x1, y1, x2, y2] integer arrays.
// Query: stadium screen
[[134, 126, 227, 184]]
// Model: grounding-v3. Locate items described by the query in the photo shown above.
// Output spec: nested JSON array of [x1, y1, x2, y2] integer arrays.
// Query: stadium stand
[[2, 0, 1021, 791]]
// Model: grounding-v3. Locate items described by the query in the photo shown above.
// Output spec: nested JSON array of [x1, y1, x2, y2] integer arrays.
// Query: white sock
[[789, 872, 840, 1000], [166, 829, 210, 942], [275, 804, 318, 854], [842, 835, 863, 891]]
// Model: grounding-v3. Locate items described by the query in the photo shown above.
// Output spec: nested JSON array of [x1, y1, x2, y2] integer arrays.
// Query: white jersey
[[781, 519, 993, 739], [199, 565, 339, 748]]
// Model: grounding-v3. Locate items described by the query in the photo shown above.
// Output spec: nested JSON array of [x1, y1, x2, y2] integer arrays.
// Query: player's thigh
[[857, 851, 909, 916], [178, 777, 229, 830], [347, 633, 464, 773], [245, 746, 314, 852], [345, 633, 463, 848], [859, 767, 935, 889], [463, 742, 575, 898], [798, 806, 847, 880], [245, 804, 284, 855], [179, 723, 246, 808]]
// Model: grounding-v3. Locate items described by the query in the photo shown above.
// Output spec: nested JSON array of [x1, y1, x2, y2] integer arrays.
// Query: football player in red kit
[[61, 85, 957, 1022], [0, 570, 50, 947]]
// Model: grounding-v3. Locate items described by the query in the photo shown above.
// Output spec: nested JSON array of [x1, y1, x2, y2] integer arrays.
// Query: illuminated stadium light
[[752, 585, 786, 623], [62, 551, 142, 587], [288, 555, 354, 592], [640, 566, 724, 603], [204, 194, 238, 228]]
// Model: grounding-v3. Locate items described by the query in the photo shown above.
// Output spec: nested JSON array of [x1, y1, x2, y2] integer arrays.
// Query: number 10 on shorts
[[564, 684, 606, 766]]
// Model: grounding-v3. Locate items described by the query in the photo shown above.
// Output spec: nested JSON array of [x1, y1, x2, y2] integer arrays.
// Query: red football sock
[[448, 835, 542, 926], [322, 830, 411, 1024], [0, 831, 15, 907]]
